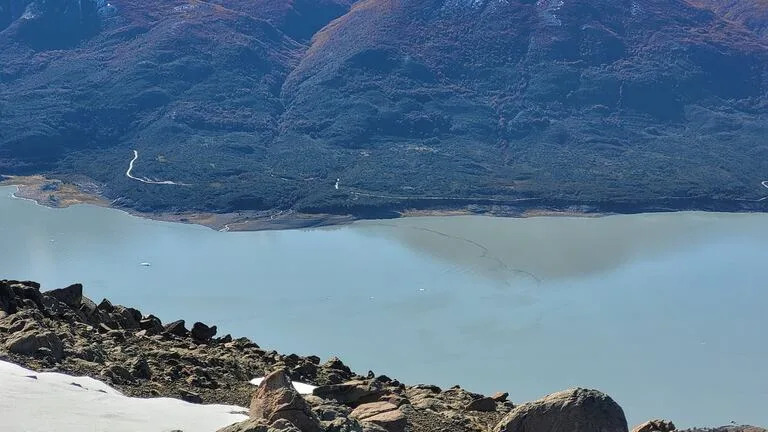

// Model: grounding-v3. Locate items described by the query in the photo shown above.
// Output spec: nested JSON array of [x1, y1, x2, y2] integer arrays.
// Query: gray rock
[[44, 283, 83, 308], [269, 419, 302, 431], [465, 396, 497, 412], [494, 388, 628, 432], [130, 358, 152, 379], [164, 320, 189, 337], [217, 419, 270, 432], [313, 380, 384, 405], [632, 419, 677, 432], [191, 322, 217, 342], [491, 391, 509, 402], [5, 330, 63, 361], [180, 389, 203, 404], [102, 364, 133, 384], [323, 356, 352, 373], [110, 306, 141, 330], [139, 315, 164, 335]]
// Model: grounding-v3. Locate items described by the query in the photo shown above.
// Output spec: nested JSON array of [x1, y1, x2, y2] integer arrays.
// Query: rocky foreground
[[0, 279, 764, 432]]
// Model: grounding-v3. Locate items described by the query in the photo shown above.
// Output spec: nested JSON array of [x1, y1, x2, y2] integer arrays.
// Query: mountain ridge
[[0, 0, 767, 218]]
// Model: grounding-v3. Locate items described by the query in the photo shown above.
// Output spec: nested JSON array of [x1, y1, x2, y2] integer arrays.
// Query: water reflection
[[355, 213, 768, 282]]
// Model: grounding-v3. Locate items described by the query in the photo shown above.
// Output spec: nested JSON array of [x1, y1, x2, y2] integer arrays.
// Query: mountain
[[687, 0, 768, 39], [1, 0, 766, 218]]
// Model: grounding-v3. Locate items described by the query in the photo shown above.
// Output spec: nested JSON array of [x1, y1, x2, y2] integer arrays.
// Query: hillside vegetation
[[1, 0, 767, 217]]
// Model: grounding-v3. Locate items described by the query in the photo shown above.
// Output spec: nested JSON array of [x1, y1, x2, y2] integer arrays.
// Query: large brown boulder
[[250, 369, 322, 432], [494, 388, 628, 432], [350, 402, 406, 432]]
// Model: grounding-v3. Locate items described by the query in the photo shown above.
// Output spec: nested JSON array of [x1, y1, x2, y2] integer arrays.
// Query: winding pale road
[[126, 150, 189, 186], [759, 181, 768, 202]]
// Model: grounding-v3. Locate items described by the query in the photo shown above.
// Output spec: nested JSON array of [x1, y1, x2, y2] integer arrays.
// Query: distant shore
[[1, 175, 358, 232], [3, 175, 766, 232]]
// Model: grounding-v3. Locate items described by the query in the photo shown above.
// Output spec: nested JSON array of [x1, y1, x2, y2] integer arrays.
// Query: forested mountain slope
[[1, 0, 766, 216]]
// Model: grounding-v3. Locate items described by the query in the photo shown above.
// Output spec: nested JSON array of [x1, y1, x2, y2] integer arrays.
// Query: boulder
[[0, 280, 44, 314], [79, 296, 98, 319], [465, 396, 497, 412], [216, 419, 270, 432], [191, 322, 217, 342], [491, 391, 509, 402], [180, 389, 203, 404], [139, 315, 164, 335], [350, 402, 406, 432], [102, 364, 133, 384], [5, 330, 63, 361], [313, 380, 384, 405], [164, 320, 189, 337], [44, 283, 83, 307], [97, 298, 115, 313], [269, 419, 302, 431], [632, 419, 676, 432], [494, 388, 628, 432], [250, 369, 322, 432], [110, 306, 142, 330], [130, 358, 152, 379], [322, 356, 352, 373]]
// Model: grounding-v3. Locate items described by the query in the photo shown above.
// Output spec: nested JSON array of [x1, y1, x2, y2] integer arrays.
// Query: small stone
[[179, 389, 203, 404]]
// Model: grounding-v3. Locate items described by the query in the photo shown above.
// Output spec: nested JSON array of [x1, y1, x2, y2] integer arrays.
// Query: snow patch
[[250, 377, 317, 395], [0, 360, 248, 432]]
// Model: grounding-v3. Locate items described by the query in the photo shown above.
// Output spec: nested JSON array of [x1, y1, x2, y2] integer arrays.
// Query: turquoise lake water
[[1, 185, 766, 427]]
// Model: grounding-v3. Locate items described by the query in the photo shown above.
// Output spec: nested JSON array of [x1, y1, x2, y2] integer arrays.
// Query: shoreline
[[1, 176, 358, 232], [1, 279, 764, 432], [3, 175, 766, 233]]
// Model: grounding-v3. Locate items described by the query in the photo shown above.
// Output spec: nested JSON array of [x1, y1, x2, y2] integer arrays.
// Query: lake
[[1, 185, 766, 428]]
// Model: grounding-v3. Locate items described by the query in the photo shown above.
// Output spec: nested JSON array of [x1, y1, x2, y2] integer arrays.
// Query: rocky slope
[[687, 1, 768, 39], [1, 0, 767, 219], [1, 279, 765, 432]]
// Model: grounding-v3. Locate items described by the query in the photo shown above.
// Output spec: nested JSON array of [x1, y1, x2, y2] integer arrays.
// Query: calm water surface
[[1, 186, 766, 427]]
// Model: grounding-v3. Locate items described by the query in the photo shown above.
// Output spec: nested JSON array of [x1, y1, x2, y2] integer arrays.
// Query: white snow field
[[0, 360, 248, 432]]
